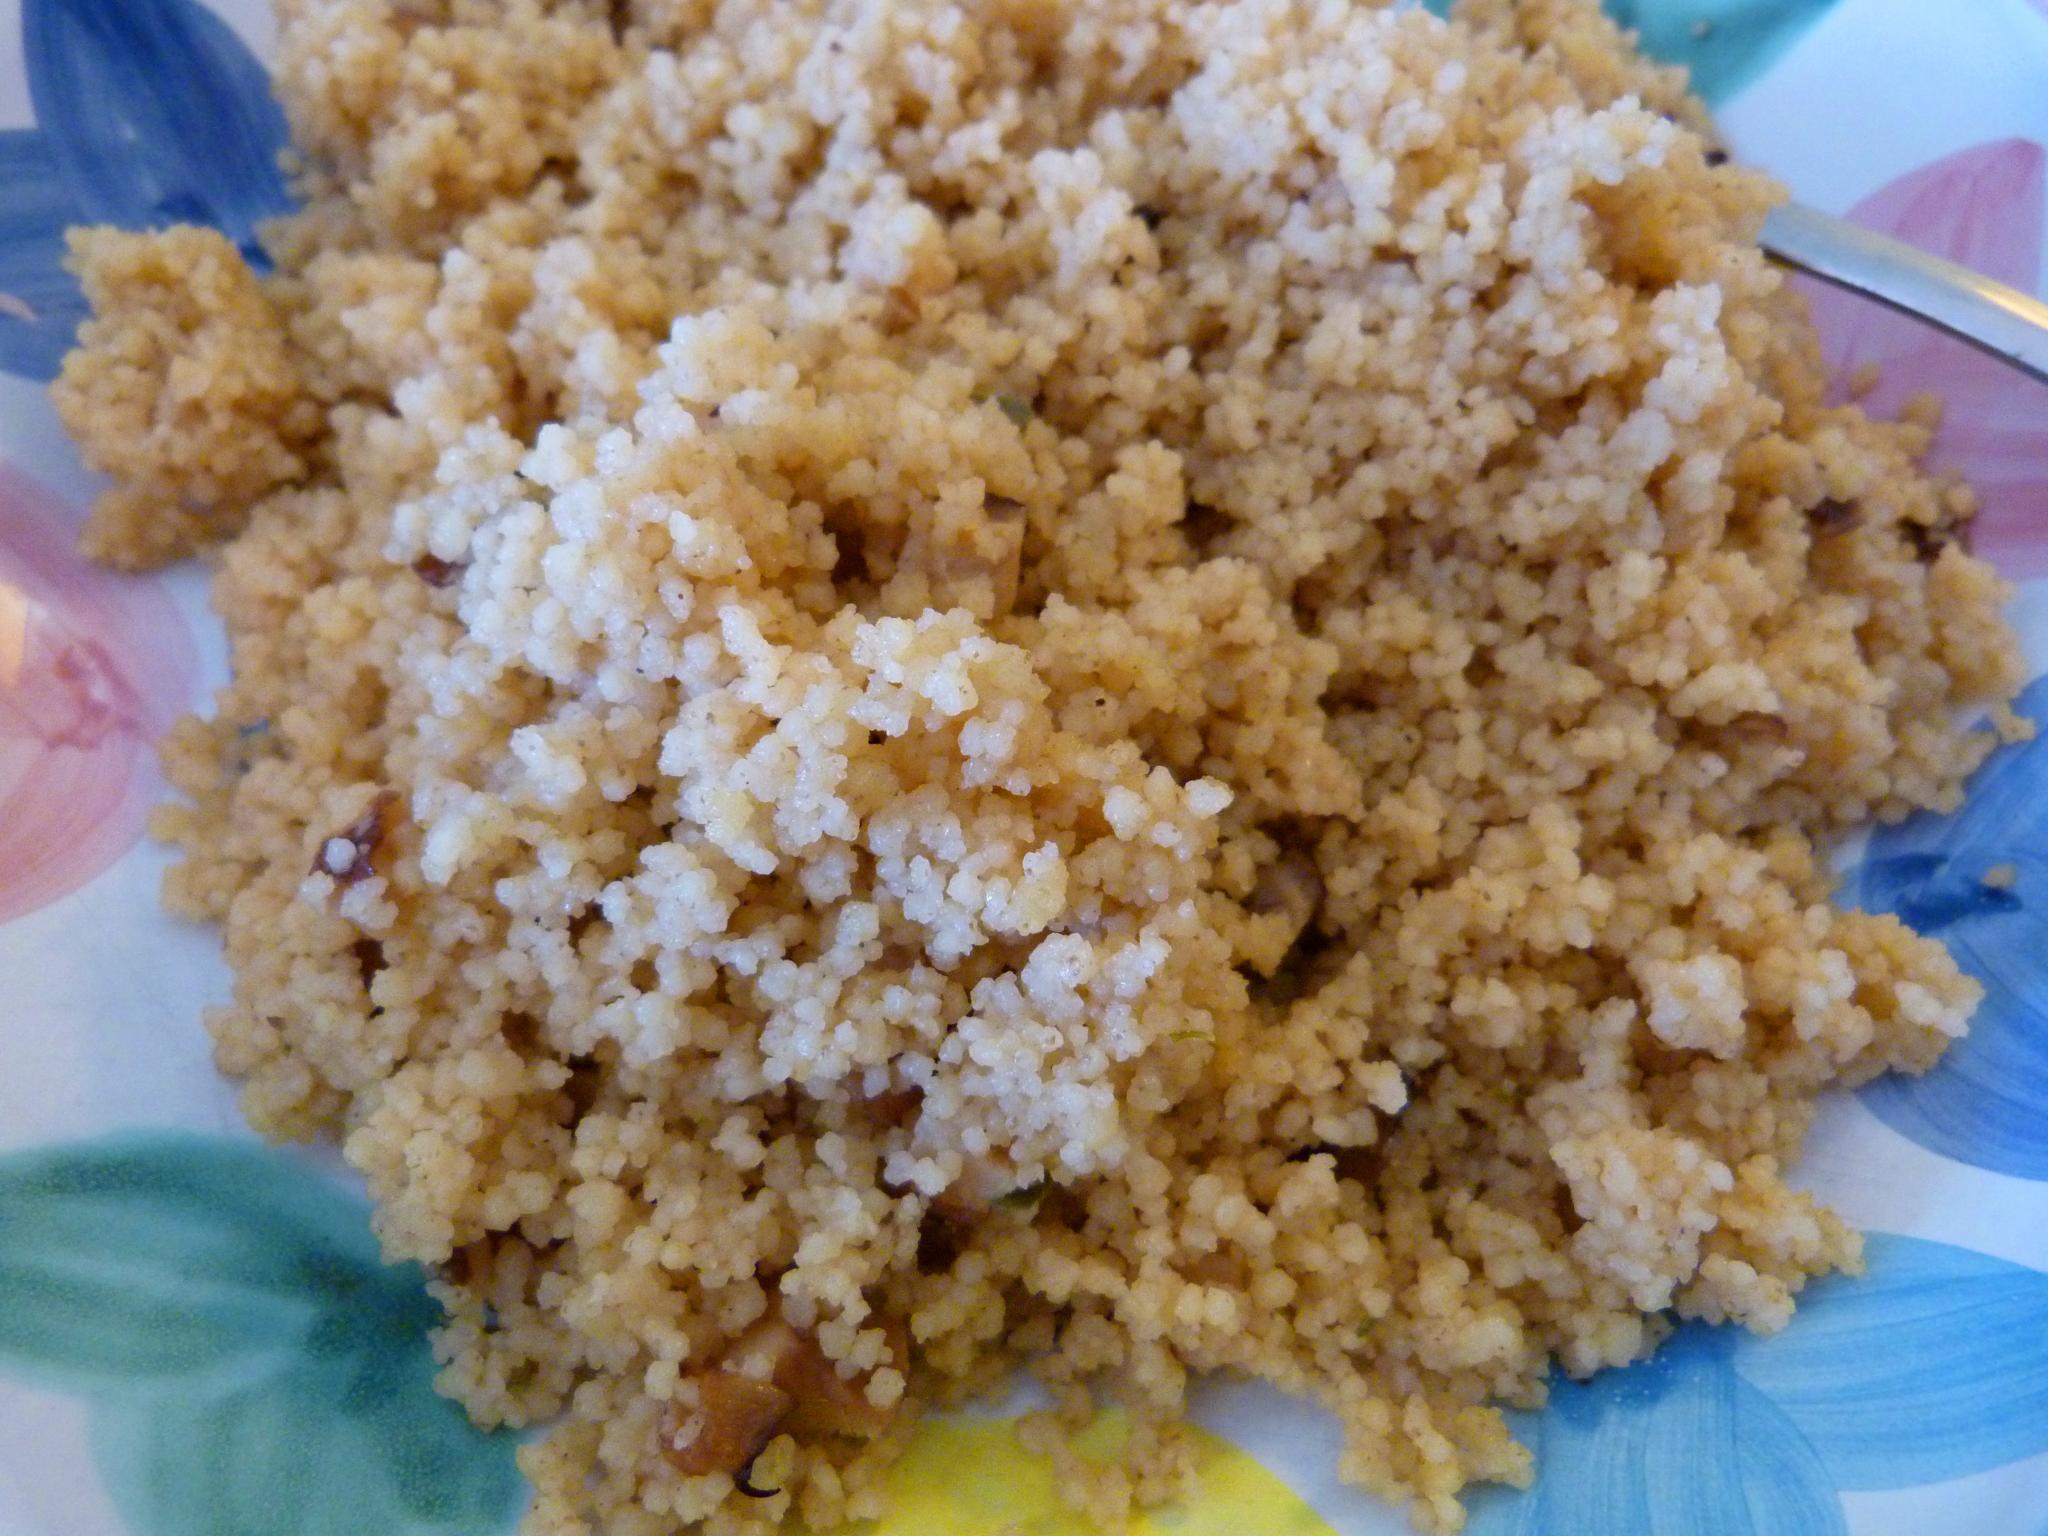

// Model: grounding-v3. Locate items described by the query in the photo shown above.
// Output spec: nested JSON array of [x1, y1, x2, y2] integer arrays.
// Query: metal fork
[[1762, 202, 2048, 386]]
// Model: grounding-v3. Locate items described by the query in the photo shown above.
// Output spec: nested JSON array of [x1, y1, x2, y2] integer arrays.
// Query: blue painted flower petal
[[23, 0, 290, 257], [1525, 1351, 1662, 1535], [1634, 1334, 1758, 1536], [1469, 1330, 1842, 1535], [1856, 676, 2048, 868], [1730, 1381, 1847, 1536], [0, 130, 89, 381], [1464, 1410, 1543, 1536], [1855, 853, 2048, 1179], [1853, 675, 2048, 1179], [1859, 1006, 2048, 1180], [1730, 1234, 2048, 1489]]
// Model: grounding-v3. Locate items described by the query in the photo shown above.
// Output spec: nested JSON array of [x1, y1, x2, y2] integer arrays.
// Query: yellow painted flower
[[864, 1411, 1337, 1536]]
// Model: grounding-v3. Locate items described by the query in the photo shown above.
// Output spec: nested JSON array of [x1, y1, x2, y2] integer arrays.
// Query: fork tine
[[1761, 202, 2048, 388]]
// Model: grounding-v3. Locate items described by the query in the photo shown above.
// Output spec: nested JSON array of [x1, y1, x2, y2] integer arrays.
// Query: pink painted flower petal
[[1800, 138, 2048, 579], [0, 464, 195, 923]]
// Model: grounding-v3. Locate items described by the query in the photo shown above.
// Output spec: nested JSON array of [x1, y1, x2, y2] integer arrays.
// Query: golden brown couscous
[[54, 0, 2027, 1530]]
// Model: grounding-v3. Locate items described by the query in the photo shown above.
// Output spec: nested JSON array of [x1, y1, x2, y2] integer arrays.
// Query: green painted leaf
[[1416, 0, 1841, 106], [0, 1133, 523, 1535]]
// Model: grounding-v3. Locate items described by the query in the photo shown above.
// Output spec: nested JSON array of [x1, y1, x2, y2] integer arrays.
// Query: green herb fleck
[[994, 394, 1033, 426], [997, 1180, 1046, 1211], [225, 718, 275, 775]]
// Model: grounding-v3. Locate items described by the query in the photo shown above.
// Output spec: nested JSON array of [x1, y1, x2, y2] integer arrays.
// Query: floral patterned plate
[[4, 2, 2048, 1534]]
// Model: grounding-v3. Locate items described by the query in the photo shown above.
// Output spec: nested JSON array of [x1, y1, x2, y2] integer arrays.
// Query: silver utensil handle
[[1760, 202, 2048, 387]]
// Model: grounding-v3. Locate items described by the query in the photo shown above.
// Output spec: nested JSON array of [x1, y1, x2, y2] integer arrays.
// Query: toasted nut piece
[[662, 1370, 793, 1478], [313, 789, 398, 884], [722, 1316, 907, 1440]]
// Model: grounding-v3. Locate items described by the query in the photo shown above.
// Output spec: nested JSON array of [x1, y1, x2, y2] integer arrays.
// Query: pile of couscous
[[55, 0, 2026, 1529]]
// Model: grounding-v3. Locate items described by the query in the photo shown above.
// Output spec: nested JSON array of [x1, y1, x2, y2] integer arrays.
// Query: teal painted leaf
[[1416, 0, 1841, 106], [95, 1385, 389, 1536], [0, 1136, 370, 1391], [0, 1133, 523, 1536], [93, 1358, 519, 1536], [1604, 0, 1841, 103]]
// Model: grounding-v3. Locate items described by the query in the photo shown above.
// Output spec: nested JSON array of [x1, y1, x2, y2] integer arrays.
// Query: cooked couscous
[[54, 0, 2025, 1530]]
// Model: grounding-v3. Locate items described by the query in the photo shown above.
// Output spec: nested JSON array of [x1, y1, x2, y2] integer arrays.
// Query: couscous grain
[[54, 0, 2026, 1530]]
